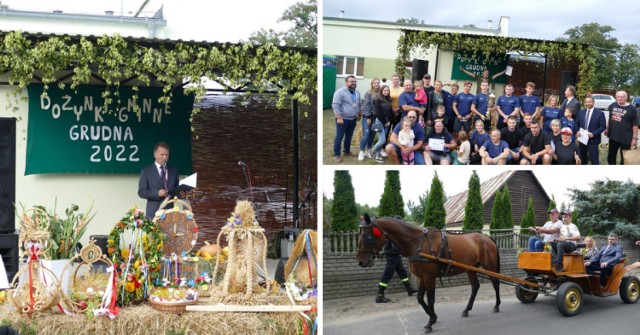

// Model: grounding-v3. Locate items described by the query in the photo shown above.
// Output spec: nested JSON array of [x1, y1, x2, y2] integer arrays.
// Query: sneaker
[[380, 151, 388, 157], [358, 151, 365, 161], [372, 155, 384, 163], [363, 150, 372, 159], [333, 156, 343, 163]]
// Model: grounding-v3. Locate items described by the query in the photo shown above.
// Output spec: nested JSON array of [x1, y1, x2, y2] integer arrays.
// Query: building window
[[337, 56, 364, 77]]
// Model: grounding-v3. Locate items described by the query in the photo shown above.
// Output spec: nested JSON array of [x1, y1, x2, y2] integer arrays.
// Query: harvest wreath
[[107, 207, 165, 305]]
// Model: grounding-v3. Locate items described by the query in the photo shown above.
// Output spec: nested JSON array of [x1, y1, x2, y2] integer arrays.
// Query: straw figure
[[212, 200, 269, 297], [8, 208, 61, 317]]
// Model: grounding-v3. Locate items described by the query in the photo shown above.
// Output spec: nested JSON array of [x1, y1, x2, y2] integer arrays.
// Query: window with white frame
[[336, 56, 364, 77]]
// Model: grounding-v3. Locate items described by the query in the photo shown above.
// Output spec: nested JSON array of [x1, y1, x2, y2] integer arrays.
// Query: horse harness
[[407, 227, 454, 278]]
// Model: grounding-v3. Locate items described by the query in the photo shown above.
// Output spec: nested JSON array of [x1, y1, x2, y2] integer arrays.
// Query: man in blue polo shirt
[[398, 80, 424, 120], [496, 84, 520, 130], [453, 81, 475, 139], [424, 120, 456, 165], [479, 129, 510, 165], [385, 110, 426, 165], [471, 80, 490, 131], [519, 82, 541, 127], [443, 83, 458, 133]]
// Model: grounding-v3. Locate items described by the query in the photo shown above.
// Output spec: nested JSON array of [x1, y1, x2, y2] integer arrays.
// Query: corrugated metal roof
[[444, 171, 516, 226]]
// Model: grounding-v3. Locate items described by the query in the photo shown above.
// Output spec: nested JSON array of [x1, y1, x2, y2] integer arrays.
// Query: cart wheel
[[515, 276, 538, 303], [619, 276, 640, 304], [556, 282, 583, 316]]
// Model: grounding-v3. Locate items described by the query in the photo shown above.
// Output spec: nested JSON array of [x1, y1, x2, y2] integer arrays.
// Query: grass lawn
[[323, 109, 395, 165], [324, 108, 618, 166]]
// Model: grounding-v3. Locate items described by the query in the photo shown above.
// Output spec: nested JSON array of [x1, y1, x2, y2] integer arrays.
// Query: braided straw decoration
[[245, 231, 254, 296]]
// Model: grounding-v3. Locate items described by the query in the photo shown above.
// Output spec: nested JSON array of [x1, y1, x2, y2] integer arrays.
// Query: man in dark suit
[[138, 142, 180, 219], [559, 85, 581, 117], [584, 234, 624, 287], [576, 96, 606, 164]]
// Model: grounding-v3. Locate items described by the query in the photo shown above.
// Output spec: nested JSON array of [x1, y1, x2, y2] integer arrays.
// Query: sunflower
[[124, 282, 135, 293]]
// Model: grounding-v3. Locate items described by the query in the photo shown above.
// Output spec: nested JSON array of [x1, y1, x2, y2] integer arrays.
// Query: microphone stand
[[238, 162, 254, 202]]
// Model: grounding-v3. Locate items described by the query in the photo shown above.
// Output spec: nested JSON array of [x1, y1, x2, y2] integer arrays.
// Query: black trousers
[[379, 254, 409, 288], [607, 139, 630, 165], [586, 262, 615, 286]]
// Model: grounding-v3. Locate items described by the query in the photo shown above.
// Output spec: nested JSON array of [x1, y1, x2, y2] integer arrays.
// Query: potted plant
[[27, 201, 95, 293]]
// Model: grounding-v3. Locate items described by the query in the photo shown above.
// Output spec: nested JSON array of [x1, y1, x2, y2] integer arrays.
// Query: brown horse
[[356, 214, 501, 334]]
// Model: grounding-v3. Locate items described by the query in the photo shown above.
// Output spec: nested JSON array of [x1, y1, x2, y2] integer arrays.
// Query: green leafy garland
[[107, 207, 165, 305], [395, 30, 596, 99], [0, 31, 316, 116]]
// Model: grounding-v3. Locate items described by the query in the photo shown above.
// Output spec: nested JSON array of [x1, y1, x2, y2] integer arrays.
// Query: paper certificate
[[428, 138, 445, 151], [505, 66, 513, 76], [577, 128, 589, 145]]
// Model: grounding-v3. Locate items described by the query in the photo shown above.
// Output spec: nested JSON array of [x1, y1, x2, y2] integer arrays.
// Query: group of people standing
[[331, 73, 639, 165]]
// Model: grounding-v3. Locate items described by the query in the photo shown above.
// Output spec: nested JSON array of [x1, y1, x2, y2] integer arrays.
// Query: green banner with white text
[[451, 51, 510, 84], [26, 85, 193, 175]]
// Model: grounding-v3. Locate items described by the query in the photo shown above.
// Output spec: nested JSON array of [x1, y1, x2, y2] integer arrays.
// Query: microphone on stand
[[237, 160, 254, 202]]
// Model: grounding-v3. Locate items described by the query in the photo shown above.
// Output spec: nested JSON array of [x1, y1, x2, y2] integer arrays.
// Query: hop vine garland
[[0, 31, 316, 116], [106, 207, 165, 305], [395, 30, 596, 100]]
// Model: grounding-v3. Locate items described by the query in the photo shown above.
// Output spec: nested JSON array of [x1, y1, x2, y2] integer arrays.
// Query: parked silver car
[[590, 94, 615, 111]]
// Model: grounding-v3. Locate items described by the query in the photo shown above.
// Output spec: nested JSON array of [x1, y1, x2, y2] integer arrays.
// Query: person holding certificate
[[423, 120, 456, 165], [575, 96, 606, 165]]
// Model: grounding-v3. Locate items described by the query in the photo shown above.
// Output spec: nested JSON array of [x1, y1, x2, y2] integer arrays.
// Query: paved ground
[[324, 266, 640, 325]]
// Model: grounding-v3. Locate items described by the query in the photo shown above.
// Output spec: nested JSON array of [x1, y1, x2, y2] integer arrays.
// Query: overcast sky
[[3, 0, 295, 42], [323, 0, 640, 46], [323, 167, 640, 211]]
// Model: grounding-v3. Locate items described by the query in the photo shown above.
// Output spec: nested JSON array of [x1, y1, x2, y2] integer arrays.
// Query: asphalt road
[[324, 293, 640, 335]]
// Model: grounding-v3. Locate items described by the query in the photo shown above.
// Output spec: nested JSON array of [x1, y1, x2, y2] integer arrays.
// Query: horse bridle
[[357, 217, 383, 261]]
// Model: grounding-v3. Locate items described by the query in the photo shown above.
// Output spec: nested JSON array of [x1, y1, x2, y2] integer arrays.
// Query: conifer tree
[[490, 189, 503, 233], [520, 197, 536, 236], [424, 172, 446, 229], [378, 170, 405, 218], [500, 185, 515, 231], [330, 170, 358, 232], [463, 170, 483, 231]]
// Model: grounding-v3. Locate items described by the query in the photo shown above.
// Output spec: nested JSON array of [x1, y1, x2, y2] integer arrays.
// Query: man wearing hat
[[551, 211, 581, 272], [552, 127, 581, 165], [422, 73, 435, 96], [528, 208, 562, 251]]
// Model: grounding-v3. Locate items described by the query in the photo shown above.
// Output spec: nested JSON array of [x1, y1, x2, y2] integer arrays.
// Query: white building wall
[[0, 84, 155, 243], [0, 16, 160, 38]]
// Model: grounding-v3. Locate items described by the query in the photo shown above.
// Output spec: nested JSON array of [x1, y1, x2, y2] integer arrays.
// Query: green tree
[[323, 194, 332, 232], [330, 171, 358, 232], [559, 23, 620, 89], [249, 0, 317, 48], [569, 179, 640, 239], [396, 17, 425, 24], [378, 170, 405, 218], [520, 197, 536, 236], [490, 189, 503, 233], [500, 185, 514, 231], [424, 172, 446, 229], [463, 171, 484, 231], [407, 189, 428, 224], [613, 43, 640, 93]]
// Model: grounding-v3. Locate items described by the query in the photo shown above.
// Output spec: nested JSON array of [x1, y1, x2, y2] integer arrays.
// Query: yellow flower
[[107, 239, 115, 245], [157, 243, 163, 251], [121, 249, 130, 259], [125, 282, 135, 293], [134, 259, 141, 269]]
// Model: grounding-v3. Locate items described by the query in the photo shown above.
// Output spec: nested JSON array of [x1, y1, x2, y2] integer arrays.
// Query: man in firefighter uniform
[[376, 239, 418, 303]]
